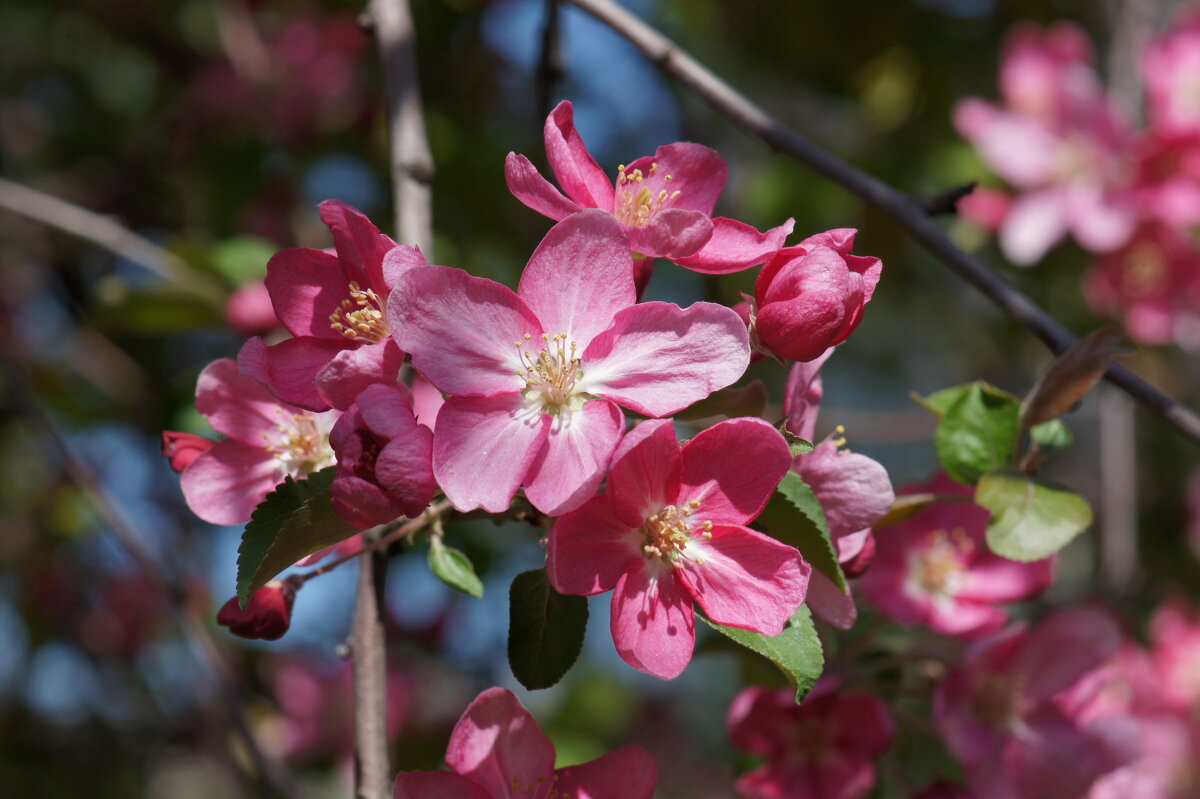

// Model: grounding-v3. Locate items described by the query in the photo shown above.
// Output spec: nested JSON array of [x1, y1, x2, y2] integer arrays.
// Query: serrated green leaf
[[428, 538, 483, 597], [935, 382, 1021, 485], [507, 569, 587, 690], [677, 380, 767, 420], [1029, 419, 1073, 452], [755, 472, 845, 591], [236, 467, 357, 607], [976, 472, 1093, 561], [700, 605, 824, 702]]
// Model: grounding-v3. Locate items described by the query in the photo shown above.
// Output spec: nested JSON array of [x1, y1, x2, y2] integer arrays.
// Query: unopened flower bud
[[161, 431, 215, 472], [216, 579, 296, 641]]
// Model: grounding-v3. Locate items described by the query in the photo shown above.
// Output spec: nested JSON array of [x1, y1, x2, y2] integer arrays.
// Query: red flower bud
[[216, 580, 296, 641], [161, 431, 214, 472]]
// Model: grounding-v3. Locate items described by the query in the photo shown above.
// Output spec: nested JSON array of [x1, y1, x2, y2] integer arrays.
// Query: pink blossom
[[956, 186, 1013, 233], [161, 431, 215, 472], [859, 473, 1055, 639], [505, 100, 794, 274], [225, 279, 281, 338], [393, 687, 656, 799], [328, 383, 436, 529], [726, 678, 895, 799], [1147, 599, 1200, 711], [387, 210, 751, 516], [176, 359, 337, 525], [783, 350, 893, 629], [1142, 10, 1200, 134], [546, 417, 809, 680], [241, 200, 421, 412], [752, 229, 883, 363], [934, 608, 1134, 799], [217, 579, 295, 641]]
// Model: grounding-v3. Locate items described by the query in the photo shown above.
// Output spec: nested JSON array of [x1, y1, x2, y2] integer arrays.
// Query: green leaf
[[976, 472, 1093, 561], [913, 384, 971, 417], [1029, 419, 1073, 453], [210, 236, 277, 285], [428, 537, 483, 597], [236, 467, 357, 608], [934, 382, 1021, 485], [92, 284, 222, 333], [507, 568, 588, 690], [677, 380, 767, 420], [700, 605, 824, 702], [776, 422, 815, 457], [755, 472, 845, 591]]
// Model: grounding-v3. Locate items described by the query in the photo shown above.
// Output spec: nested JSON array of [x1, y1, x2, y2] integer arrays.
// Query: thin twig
[[561, 0, 1200, 449], [921, 182, 977, 217]]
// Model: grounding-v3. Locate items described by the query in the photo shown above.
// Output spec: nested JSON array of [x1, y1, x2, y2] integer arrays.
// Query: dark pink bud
[[161, 431, 215, 472], [217, 580, 295, 641], [841, 531, 877, 578]]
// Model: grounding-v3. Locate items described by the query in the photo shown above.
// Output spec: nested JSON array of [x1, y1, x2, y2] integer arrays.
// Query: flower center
[[911, 527, 973, 596], [509, 770, 566, 799], [1123, 242, 1169, 297], [516, 332, 583, 414], [640, 501, 713, 566], [614, 161, 681, 227], [328, 281, 389, 343], [264, 412, 334, 476]]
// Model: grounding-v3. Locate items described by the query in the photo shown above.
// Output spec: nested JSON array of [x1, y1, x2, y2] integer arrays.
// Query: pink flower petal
[[611, 564, 696, 680], [794, 443, 894, 538], [806, 570, 858, 630], [607, 419, 681, 529], [355, 382, 416, 440], [1015, 607, 1122, 701], [522, 398, 624, 516], [180, 441, 283, 525], [382, 244, 431, 289], [387, 265, 541, 397], [315, 339, 405, 411], [318, 199, 397, 294], [623, 208, 713, 260], [393, 772, 492, 799], [672, 216, 795, 274], [238, 336, 348, 412], [196, 358, 295, 444], [445, 687, 557, 797], [727, 686, 797, 756], [517, 210, 636, 348], [999, 189, 1069, 266], [544, 100, 615, 210], [547, 495, 640, 595], [432, 394, 549, 513], [376, 428, 436, 519], [624, 142, 727, 216], [410, 371, 444, 431], [264, 247, 351, 340], [782, 349, 833, 442], [678, 525, 809, 636], [504, 152, 583, 221], [554, 745, 658, 799], [581, 301, 750, 418], [676, 417, 791, 526], [957, 555, 1056, 603]]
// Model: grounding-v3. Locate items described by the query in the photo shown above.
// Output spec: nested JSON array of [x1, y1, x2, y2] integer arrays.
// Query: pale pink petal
[[835, 529, 871, 562], [676, 417, 791, 526], [783, 349, 832, 442], [924, 598, 1008, 639], [1013, 706, 1115, 799], [180, 442, 283, 525], [237, 335, 347, 412], [606, 419, 681, 529], [624, 142, 727, 216], [544, 100, 615, 209], [554, 746, 658, 799], [794, 443, 894, 538], [393, 772, 492, 799], [432, 394, 549, 513], [957, 555, 1056, 603], [410, 372, 444, 431], [318, 199, 396, 295], [673, 216, 795, 274], [623, 208, 713, 260], [355, 382, 416, 440], [504, 152, 583, 221], [517, 210, 635, 348], [387, 265, 541, 397], [611, 564, 696, 680], [445, 687, 557, 798], [580, 301, 750, 417], [1065, 182, 1136, 254], [522, 399, 623, 516], [999, 189, 1070, 266], [376, 427, 436, 518], [382, 244, 431, 290], [1016, 607, 1122, 701], [315, 339, 405, 411], [196, 358, 294, 443], [264, 247, 350, 340], [806, 570, 858, 630], [547, 496, 640, 595], [678, 525, 809, 636]]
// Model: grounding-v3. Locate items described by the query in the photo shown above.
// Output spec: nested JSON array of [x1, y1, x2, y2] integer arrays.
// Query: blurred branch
[[562, 0, 1200, 449], [921, 182, 976, 217], [536, 0, 565, 121]]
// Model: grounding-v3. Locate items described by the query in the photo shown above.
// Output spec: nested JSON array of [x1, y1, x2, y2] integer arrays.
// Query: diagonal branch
[[561, 0, 1200, 448]]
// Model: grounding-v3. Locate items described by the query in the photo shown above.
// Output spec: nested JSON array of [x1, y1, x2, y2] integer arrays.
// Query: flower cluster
[[956, 15, 1200, 348]]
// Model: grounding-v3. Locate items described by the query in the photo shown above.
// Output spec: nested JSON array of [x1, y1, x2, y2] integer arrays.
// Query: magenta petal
[[355, 382, 415, 439], [376, 431, 436, 519], [626, 142, 728, 216], [581, 301, 750, 417], [432, 394, 549, 513], [554, 745, 658, 799], [1013, 706, 1115, 799], [410, 371, 444, 432], [504, 152, 583, 221], [522, 399, 623, 516], [611, 565, 696, 680], [1015, 607, 1122, 701], [782, 349, 832, 442], [805, 570, 858, 630], [393, 772, 492, 799], [265, 247, 351, 339], [727, 686, 796, 756], [957, 555, 1056, 603], [547, 495, 639, 595], [196, 358, 294, 444], [315, 339, 405, 411], [794, 443, 894, 538], [544, 100, 615, 209], [331, 474, 405, 529], [180, 442, 283, 525], [676, 417, 791, 526], [607, 419, 681, 529], [387, 265, 541, 397], [238, 335, 347, 412], [673, 216, 795, 274], [623, 208, 713, 260], [318, 199, 397, 294], [445, 688, 557, 798], [517, 210, 636, 348], [679, 525, 809, 635], [382, 244, 430, 290]]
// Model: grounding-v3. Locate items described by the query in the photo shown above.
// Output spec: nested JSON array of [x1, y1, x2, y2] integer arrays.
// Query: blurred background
[[1, 0, 1197, 796]]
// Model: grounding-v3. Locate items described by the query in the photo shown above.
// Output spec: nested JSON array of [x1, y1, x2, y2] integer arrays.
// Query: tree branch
[[561, 0, 1200, 448], [536, 0, 565, 121], [350, 534, 391, 799]]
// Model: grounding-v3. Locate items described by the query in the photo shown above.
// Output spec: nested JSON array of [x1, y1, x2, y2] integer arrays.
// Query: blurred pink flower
[[161, 431, 215, 472], [1147, 599, 1200, 711], [1142, 9, 1200, 133], [393, 687, 656, 799], [225, 279, 281, 338], [956, 186, 1013, 233]]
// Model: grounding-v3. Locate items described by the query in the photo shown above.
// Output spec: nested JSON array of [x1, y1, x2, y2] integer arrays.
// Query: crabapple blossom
[[224, 279, 280, 338], [1146, 599, 1200, 712], [174, 358, 337, 525], [546, 417, 809, 679], [752, 229, 883, 363], [160, 431, 214, 472], [1142, 9, 1200, 133], [726, 678, 895, 799], [388, 210, 750, 516], [392, 687, 656, 799], [505, 100, 794, 276], [859, 473, 1055, 639], [217, 579, 296, 641]]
